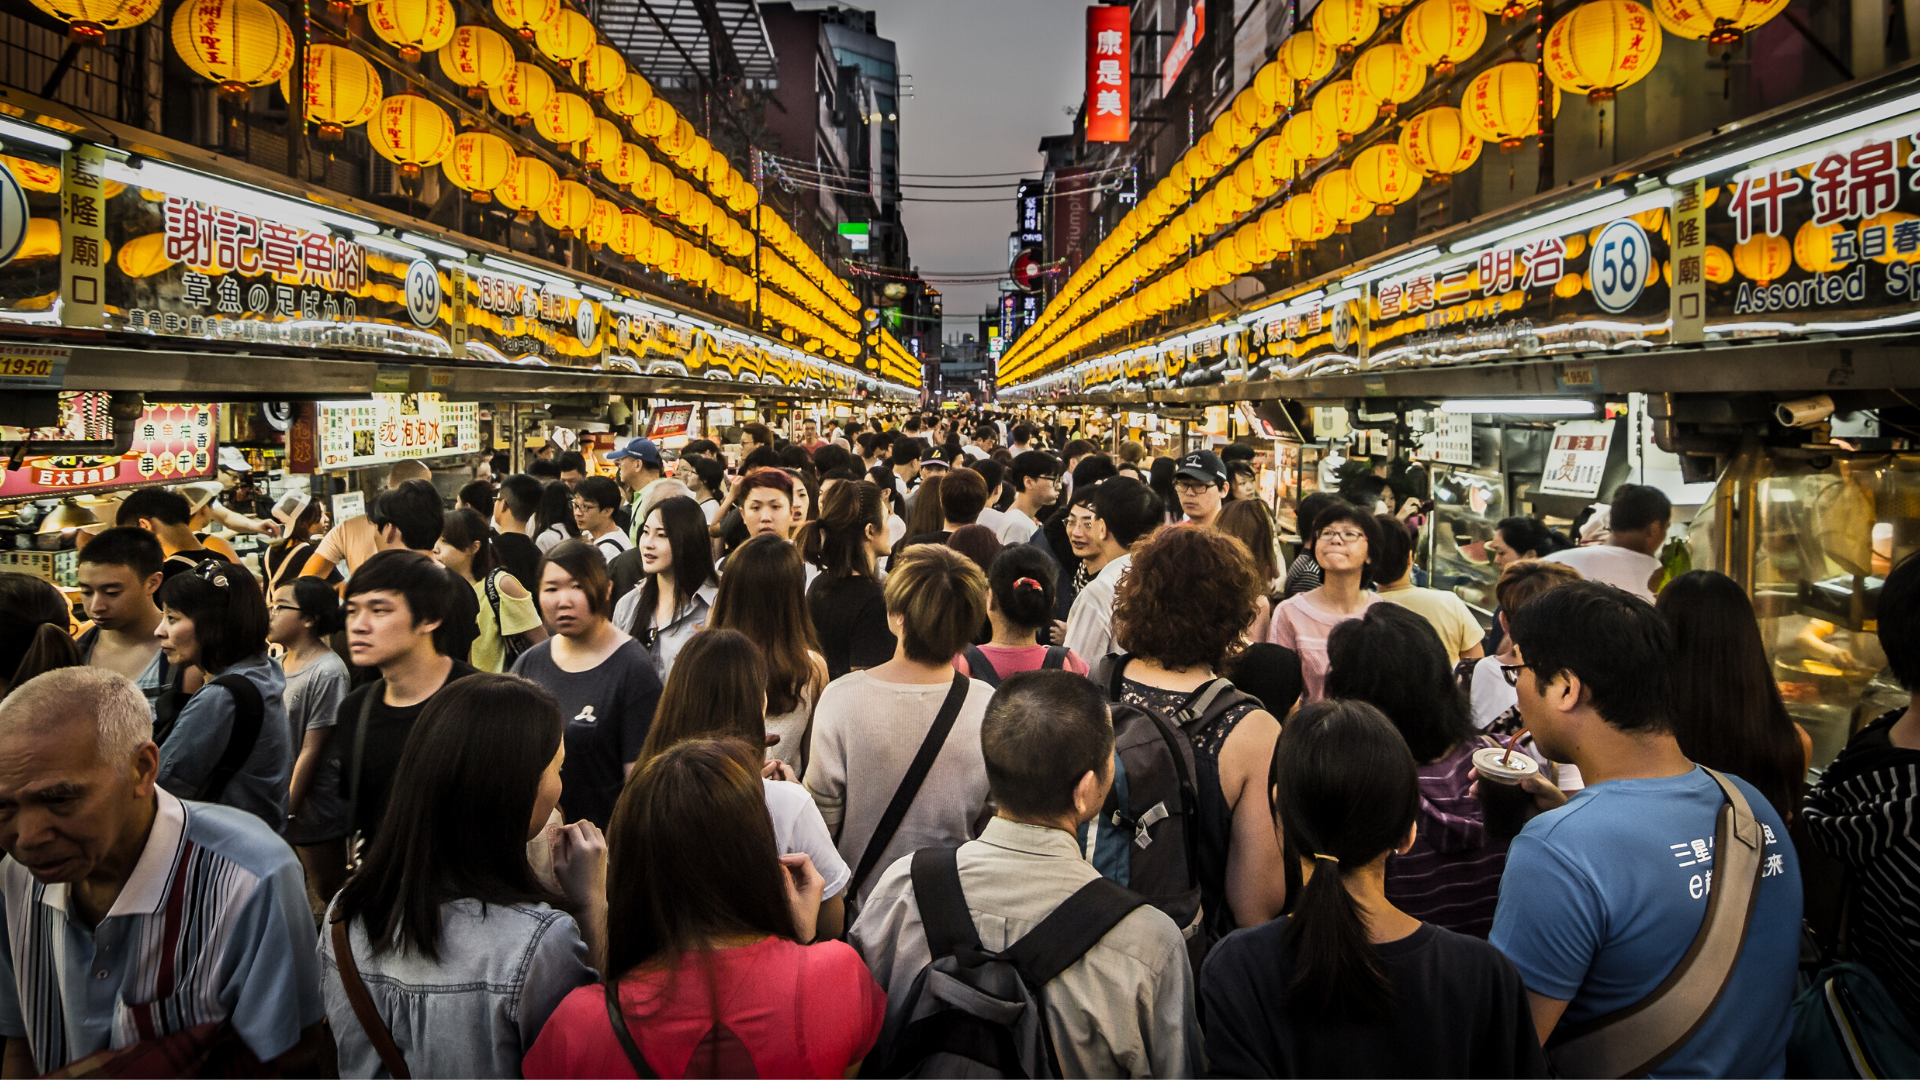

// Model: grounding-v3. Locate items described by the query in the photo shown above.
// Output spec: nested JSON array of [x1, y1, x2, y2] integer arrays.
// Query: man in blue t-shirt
[[1489, 581, 1802, 1078]]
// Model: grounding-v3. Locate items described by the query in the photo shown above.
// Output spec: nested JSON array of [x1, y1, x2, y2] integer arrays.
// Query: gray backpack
[[865, 846, 1145, 1078]]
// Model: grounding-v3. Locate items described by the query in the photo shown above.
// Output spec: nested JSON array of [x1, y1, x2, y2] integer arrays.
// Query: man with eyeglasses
[[1062, 478, 1164, 666], [1172, 450, 1229, 529]]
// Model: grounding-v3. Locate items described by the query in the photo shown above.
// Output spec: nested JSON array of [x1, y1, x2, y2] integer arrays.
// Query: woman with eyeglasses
[[611, 496, 718, 684], [268, 574, 352, 913], [154, 559, 294, 832], [1269, 503, 1384, 704]]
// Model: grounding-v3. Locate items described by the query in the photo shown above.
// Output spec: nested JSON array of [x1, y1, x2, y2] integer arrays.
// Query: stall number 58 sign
[[1591, 219, 1651, 314]]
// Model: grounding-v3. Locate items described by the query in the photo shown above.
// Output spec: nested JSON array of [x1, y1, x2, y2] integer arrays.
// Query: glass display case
[[1690, 445, 1919, 772], [1426, 465, 1510, 617]]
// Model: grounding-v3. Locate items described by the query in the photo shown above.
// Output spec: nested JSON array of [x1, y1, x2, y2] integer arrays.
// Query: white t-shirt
[[960, 445, 989, 461], [994, 507, 1041, 546], [1468, 655, 1585, 792], [974, 506, 1008, 537], [589, 528, 633, 562], [698, 497, 720, 524], [763, 778, 852, 898], [1543, 544, 1663, 601]]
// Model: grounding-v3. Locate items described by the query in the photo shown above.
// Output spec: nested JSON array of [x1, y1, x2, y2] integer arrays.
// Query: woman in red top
[[953, 543, 1091, 684], [523, 739, 885, 1079]]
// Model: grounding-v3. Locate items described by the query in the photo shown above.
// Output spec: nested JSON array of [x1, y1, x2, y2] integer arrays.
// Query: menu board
[[0, 401, 217, 500], [315, 393, 480, 470]]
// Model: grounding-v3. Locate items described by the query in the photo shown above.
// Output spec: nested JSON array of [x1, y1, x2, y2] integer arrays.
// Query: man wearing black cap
[[1173, 450, 1229, 529], [607, 436, 665, 546]]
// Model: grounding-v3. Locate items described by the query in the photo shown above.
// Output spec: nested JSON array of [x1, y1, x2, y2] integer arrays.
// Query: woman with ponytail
[[0, 572, 80, 699], [953, 545, 1089, 683], [1199, 699, 1547, 1078]]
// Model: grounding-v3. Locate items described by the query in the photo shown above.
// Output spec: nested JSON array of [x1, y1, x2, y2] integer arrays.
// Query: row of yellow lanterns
[[1003, 0, 1791, 381]]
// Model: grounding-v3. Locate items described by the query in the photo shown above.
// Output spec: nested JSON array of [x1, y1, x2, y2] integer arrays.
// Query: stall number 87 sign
[[1591, 219, 1651, 314]]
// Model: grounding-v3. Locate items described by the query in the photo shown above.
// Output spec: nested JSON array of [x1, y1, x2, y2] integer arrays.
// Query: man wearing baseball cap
[[1173, 450, 1229, 529], [607, 436, 665, 546]]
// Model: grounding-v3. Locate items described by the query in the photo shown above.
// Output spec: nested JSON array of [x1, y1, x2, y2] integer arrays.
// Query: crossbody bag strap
[[347, 680, 384, 829], [849, 672, 971, 895], [1546, 767, 1766, 1079], [195, 675, 265, 803], [330, 919, 411, 1079], [602, 982, 659, 1079]]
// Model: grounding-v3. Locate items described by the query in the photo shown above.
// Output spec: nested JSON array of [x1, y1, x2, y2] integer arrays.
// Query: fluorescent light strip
[[132, 160, 375, 233], [352, 233, 426, 261], [1439, 399, 1596, 415], [1668, 90, 1920, 185], [0, 118, 74, 151], [1450, 189, 1630, 254], [480, 255, 578, 293], [399, 232, 472, 260]]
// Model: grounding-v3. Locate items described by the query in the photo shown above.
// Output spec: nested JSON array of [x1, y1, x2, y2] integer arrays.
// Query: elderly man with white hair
[[0, 668, 323, 1076]]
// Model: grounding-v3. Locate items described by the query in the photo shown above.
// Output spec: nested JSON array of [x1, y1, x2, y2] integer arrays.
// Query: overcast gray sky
[[858, 0, 1089, 338]]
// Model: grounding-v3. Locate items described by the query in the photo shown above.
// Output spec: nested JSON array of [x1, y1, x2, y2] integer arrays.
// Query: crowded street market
[[0, 0, 1913, 1074]]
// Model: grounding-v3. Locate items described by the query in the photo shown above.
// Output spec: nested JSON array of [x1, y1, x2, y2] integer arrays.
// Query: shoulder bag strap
[[1101, 653, 1133, 701], [1041, 646, 1067, 671], [602, 982, 659, 1079], [962, 645, 1000, 688], [849, 672, 971, 895], [1005, 876, 1148, 988], [910, 846, 983, 961], [331, 919, 412, 1079], [1546, 767, 1766, 1079], [482, 569, 504, 628], [196, 675, 265, 803]]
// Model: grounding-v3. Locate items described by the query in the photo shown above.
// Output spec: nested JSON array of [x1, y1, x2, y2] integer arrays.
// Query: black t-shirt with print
[[511, 638, 661, 828]]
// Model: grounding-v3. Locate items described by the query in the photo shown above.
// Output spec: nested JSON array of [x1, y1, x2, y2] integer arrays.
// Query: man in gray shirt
[[851, 670, 1199, 1078]]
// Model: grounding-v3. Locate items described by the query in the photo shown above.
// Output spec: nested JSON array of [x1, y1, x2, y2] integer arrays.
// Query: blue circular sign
[[1590, 219, 1651, 315], [0, 161, 29, 269], [404, 259, 441, 328]]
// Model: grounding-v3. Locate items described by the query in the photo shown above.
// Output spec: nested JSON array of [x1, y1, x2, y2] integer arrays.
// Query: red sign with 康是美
[[1086, 7, 1131, 143]]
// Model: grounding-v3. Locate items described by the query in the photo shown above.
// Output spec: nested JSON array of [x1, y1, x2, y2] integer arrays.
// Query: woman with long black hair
[[612, 496, 718, 683], [534, 481, 582, 554], [1656, 569, 1812, 823], [709, 535, 829, 774], [321, 674, 604, 1078], [522, 739, 883, 1079], [1200, 700, 1547, 1078]]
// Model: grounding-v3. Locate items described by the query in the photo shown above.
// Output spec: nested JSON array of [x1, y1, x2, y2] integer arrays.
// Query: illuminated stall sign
[[1086, 7, 1131, 144], [460, 270, 605, 366], [1245, 293, 1364, 379], [0, 400, 217, 500], [1702, 123, 1920, 337], [1367, 212, 1670, 369], [315, 393, 480, 471]]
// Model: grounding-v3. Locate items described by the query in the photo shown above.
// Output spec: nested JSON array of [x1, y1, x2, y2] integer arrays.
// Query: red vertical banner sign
[[1086, 6, 1131, 143]]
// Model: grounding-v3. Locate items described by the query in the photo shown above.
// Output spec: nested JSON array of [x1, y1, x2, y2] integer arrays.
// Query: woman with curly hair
[[1106, 524, 1289, 934]]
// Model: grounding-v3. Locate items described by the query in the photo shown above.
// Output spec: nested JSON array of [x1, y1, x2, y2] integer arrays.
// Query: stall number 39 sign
[[1591, 219, 1652, 314]]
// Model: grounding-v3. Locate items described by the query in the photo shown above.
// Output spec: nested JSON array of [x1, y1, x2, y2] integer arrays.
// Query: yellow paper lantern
[[534, 91, 593, 144], [535, 8, 594, 64], [1312, 0, 1381, 55], [488, 62, 553, 126], [496, 154, 558, 221], [614, 212, 650, 260], [281, 43, 380, 140], [1703, 244, 1734, 281], [1197, 132, 1233, 171], [1281, 192, 1334, 244], [1553, 273, 1585, 298], [603, 142, 649, 189], [1462, 61, 1552, 149], [1311, 80, 1380, 144], [638, 96, 676, 139], [491, 0, 557, 39], [437, 25, 512, 98], [1732, 232, 1791, 284], [1315, 169, 1373, 231], [575, 43, 625, 97], [1353, 43, 1426, 118], [1253, 60, 1296, 112], [638, 161, 672, 203], [662, 116, 694, 156], [1793, 219, 1848, 273], [1543, 0, 1662, 103], [1281, 111, 1337, 165], [586, 197, 618, 249], [30, 0, 160, 45], [1864, 212, 1920, 264], [170, 0, 293, 98], [1651, 0, 1785, 46], [368, 93, 456, 178], [1281, 30, 1338, 89], [1232, 87, 1272, 132], [606, 72, 653, 117], [366, 0, 454, 62], [678, 135, 714, 174], [16, 218, 63, 261], [1351, 142, 1422, 211], [115, 232, 174, 278], [580, 117, 621, 168], [442, 130, 514, 200], [1, 156, 60, 193], [540, 179, 593, 236], [1257, 207, 1294, 252], [1401, 0, 1488, 75], [1251, 135, 1297, 188], [1399, 104, 1482, 179]]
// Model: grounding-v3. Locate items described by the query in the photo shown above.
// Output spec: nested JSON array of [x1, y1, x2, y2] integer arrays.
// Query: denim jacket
[[319, 898, 595, 1079]]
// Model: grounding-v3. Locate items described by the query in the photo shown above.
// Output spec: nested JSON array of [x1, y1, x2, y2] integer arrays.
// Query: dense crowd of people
[[0, 407, 1910, 1079]]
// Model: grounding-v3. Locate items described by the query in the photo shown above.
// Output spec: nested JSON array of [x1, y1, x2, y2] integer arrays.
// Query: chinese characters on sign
[[315, 394, 480, 470], [59, 146, 107, 328], [0, 403, 218, 499], [1086, 6, 1131, 143], [1536, 419, 1615, 498]]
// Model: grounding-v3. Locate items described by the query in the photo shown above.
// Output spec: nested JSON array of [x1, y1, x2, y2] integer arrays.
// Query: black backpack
[[865, 846, 1145, 1079], [1083, 653, 1259, 967], [960, 645, 1067, 689], [155, 673, 266, 805]]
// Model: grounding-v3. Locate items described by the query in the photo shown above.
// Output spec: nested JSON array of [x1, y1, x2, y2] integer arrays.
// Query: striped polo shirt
[[0, 789, 323, 1073]]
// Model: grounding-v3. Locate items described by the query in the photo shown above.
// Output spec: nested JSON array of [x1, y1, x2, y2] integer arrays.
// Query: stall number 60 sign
[[1591, 219, 1651, 315]]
